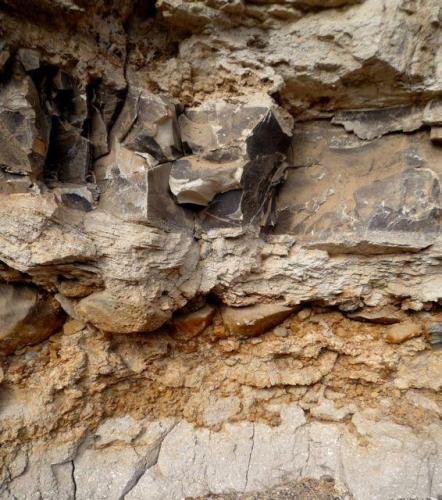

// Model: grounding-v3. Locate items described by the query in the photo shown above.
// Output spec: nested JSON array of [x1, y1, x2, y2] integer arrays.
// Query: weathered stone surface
[[342, 411, 440, 500], [0, 68, 50, 178], [347, 306, 405, 324], [169, 155, 243, 206], [0, 2, 441, 499], [0, 283, 65, 353], [4, 404, 439, 500], [178, 94, 291, 158], [431, 126, 442, 144], [394, 351, 442, 391], [202, 396, 241, 426], [95, 87, 192, 230], [271, 121, 442, 254], [430, 322, 442, 349], [332, 105, 425, 140], [0, 307, 441, 498], [17, 48, 40, 72], [423, 98, 442, 126], [221, 304, 293, 337], [385, 320, 422, 344], [0, 170, 33, 194], [171, 94, 291, 227], [151, 0, 442, 114]]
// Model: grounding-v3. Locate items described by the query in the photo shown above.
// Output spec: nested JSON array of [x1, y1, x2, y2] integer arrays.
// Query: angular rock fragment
[[0, 170, 33, 193], [75, 287, 171, 334], [53, 184, 94, 212], [429, 323, 442, 350], [96, 88, 192, 230], [121, 89, 182, 162], [45, 71, 90, 183], [178, 94, 291, 159], [172, 304, 216, 339], [395, 351, 442, 391], [347, 306, 405, 324], [0, 66, 50, 178], [0, 43, 10, 71], [47, 121, 90, 183], [221, 303, 293, 337], [0, 283, 65, 353], [423, 99, 442, 126], [332, 106, 424, 140], [17, 48, 40, 72], [97, 156, 192, 230], [90, 83, 126, 159], [171, 94, 291, 228], [169, 155, 243, 206]]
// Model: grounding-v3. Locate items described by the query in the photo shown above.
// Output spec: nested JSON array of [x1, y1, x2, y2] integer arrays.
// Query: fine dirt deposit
[[0, 1, 441, 499]]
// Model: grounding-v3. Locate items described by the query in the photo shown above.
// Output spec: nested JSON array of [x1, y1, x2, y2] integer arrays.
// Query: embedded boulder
[[172, 304, 216, 339], [95, 87, 192, 230], [221, 303, 294, 337], [0, 283, 65, 353]]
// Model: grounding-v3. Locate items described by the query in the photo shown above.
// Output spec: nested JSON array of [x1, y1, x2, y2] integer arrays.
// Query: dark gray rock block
[[0, 66, 50, 179], [271, 121, 442, 254], [172, 94, 291, 229], [96, 87, 192, 231]]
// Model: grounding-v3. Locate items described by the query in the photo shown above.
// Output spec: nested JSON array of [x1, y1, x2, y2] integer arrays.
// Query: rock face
[[0, 0, 441, 499]]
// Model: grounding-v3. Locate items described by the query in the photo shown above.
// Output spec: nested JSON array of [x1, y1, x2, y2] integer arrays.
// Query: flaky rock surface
[[0, 0, 441, 499]]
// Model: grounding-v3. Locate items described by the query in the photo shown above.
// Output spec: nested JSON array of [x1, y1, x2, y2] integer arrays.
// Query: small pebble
[[274, 326, 288, 337]]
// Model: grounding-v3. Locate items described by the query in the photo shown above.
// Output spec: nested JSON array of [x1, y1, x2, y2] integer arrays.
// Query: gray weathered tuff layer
[[0, 1, 441, 499]]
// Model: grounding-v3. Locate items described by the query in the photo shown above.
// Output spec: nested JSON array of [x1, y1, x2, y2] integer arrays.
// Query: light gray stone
[[203, 396, 241, 426], [74, 419, 176, 500], [341, 412, 438, 500]]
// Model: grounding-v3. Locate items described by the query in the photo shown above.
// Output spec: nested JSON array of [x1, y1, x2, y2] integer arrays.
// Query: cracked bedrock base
[[0, 0, 442, 499]]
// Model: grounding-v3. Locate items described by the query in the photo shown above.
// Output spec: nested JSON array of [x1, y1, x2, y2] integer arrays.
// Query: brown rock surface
[[172, 305, 216, 339], [385, 320, 422, 344], [221, 304, 294, 337], [0, 283, 65, 353]]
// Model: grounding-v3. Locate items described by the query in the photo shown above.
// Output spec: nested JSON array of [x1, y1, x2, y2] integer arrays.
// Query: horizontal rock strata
[[0, 0, 441, 498]]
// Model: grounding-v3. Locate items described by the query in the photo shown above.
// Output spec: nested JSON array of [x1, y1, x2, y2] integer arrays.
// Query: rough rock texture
[[0, 0, 441, 498]]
